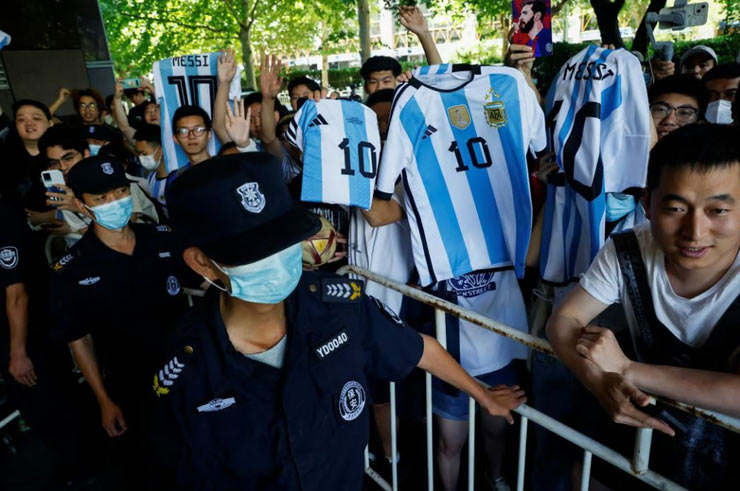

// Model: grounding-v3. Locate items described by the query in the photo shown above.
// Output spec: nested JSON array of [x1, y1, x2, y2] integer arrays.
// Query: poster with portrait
[[511, 0, 553, 57]]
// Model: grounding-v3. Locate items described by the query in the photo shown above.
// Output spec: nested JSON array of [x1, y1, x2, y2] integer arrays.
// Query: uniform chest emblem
[[339, 381, 366, 421], [236, 182, 266, 214], [197, 397, 236, 413], [314, 330, 349, 360], [78, 276, 101, 286], [0, 247, 18, 270], [166, 275, 181, 296]]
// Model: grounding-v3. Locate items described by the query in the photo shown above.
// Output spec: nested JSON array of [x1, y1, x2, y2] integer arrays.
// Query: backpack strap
[[611, 230, 658, 361]]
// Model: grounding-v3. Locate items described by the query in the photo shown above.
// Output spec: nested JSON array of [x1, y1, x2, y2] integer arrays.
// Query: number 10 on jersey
[[338, 138, 378, 178]]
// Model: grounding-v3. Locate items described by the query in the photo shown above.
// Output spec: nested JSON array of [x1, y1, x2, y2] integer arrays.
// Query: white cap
[[679, 45, 718, 68]]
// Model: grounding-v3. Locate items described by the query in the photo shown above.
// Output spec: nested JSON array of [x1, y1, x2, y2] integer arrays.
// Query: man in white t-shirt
[[547, 124, 740, 488]]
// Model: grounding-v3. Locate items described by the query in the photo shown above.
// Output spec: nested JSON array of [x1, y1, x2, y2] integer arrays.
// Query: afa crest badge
[[484, 88, 507, 128]]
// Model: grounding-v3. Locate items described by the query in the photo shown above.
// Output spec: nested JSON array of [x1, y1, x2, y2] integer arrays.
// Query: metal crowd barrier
[[336, 265, 740, 491]]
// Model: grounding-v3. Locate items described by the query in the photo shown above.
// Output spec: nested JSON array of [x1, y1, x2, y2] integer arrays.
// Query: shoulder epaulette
[[321, 277, 363, 303], [155, 224, 172, 233], [51, 252, 78, 272], [153, 354, 187, 397]]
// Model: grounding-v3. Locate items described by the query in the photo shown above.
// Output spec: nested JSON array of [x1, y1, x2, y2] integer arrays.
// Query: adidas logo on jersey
[[308, 114, 329, 128], [422, 125, 437, 139]]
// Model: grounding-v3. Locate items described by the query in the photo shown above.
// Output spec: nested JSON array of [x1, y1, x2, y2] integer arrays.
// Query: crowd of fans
[[1, 5, 740, 491]]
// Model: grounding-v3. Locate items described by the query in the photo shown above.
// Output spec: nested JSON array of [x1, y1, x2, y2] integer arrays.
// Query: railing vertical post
[[390, 381, 398, 491], [468, 396, 476, 491], [580, 450, 592, 491], [516, 416, 528, 491], [426, 371, 434, 491], [632, 427, 653, 474]]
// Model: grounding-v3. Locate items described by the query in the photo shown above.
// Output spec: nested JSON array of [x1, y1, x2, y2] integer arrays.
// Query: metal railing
[[337, 264, 740, 491]]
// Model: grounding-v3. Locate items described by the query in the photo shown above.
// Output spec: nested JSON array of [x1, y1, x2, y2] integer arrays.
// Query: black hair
[[287, 76, 320, 95], [366, 89, 395, 108], [12, 99, 51, 120], [647, 124, 740, 192], [133, 123, 162, 146], [648, 74, 708, 115], [97, 141, 141, 172], [360, 56, 402, 80], [172, 105, 212, 130], [523, 0, 546, 17], [242, 92, 263, 108], [73, 88, 105, 115], [38, 124, 88, 157], [217, 141, 237, 156], [702, 63, 740, 85]]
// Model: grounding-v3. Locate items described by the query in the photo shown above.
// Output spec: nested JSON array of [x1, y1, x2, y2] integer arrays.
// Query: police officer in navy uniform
[[49, 156, 194, 489], [157, 152, 527, 491]]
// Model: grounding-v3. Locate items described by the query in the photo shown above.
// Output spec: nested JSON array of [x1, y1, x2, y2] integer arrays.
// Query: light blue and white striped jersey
[[153, 53, 241, 172], [376, 64, 546, 286], [285, 99, 381, 210], [539, 46, 651, 285]]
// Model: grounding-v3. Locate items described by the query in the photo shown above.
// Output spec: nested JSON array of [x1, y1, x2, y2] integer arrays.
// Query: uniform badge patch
[[197, 397, 236, 413], [322, 278, 363, 303], [153, 356, 185, 397], [156, 225, 171, 232], [370, 296, 405, 327], [0, 247, 18, 270], [78, 276, 100, 286], [236, 182, 266, 214], [484, 88, 507, 128], [338, 381, 366, 421], [314, 329, 349, 360], [101, 162, 114, 175], [166, 275, 181, 295], [447, 105, 471, 130]]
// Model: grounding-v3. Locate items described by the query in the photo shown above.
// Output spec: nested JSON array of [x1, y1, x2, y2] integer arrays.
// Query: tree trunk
[[357, 0, 371, 62], [239, 26, 256, 90]]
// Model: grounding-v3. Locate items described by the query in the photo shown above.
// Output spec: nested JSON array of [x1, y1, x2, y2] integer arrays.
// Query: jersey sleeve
[[0, 205, 26, 289], [49, 268, 90, 342], [524, 81, 547, 156], [285, 100, 312, 152], [360, 294, 423, 381], [578, 238, 623, 306], [375, 84, 415, 200]]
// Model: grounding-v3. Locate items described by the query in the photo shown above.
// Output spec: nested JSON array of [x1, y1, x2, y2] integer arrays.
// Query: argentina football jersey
[[286, 99, 381, 210], [153, 53, 242, 172], [539, 46, 651, 285], [376, 64, 546, 286]]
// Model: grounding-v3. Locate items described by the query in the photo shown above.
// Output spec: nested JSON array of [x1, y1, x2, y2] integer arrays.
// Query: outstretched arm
[[399, 6, 442, 65], [213, 49, 238, 144], [418, 334, 526, 422], [112, 80, 136, 145], [260, 53, 284, 158]]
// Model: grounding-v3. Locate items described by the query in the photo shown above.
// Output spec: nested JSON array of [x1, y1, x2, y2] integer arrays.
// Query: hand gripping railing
[[337, 264, 740, 491]]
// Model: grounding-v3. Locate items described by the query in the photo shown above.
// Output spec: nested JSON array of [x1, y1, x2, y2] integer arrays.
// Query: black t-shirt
[[0, 131, 49, 210]]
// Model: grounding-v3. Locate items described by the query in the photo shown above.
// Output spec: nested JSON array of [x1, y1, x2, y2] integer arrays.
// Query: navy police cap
[[66, 155, 135, 197], [166, 152, 321, 266]]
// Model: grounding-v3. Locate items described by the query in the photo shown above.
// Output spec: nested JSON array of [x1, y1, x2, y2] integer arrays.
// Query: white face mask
[[705, 100, 734, 125], [139, 151, 161, 171]]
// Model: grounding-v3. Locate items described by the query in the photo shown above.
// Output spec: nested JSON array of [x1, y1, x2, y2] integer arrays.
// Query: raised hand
[[218, 48, 237, 84], [260, 54, 284, 99], [505, 44, 535, 77], [225, 97, 252, 148], [399, 6, 429, 36]]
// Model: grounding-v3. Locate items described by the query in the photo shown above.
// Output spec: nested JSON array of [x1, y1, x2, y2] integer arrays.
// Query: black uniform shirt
[[50, 223, 194, 387], [155, 272, 423, 491]]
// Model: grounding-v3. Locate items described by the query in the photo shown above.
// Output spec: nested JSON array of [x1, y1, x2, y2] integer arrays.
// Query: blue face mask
[[86, 195, 133, 230], [605, 192, 637, 222], [89, 144, 102, 156], [208, 243, 303, 304]]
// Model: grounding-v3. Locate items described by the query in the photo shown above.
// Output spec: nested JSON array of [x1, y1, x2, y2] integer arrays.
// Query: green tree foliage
[[100, 0, 354, 89]]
